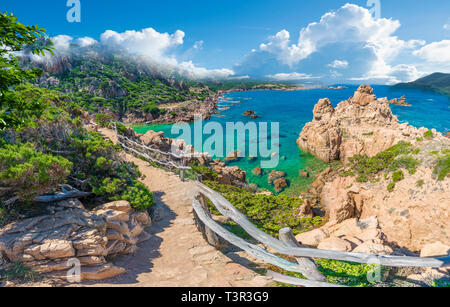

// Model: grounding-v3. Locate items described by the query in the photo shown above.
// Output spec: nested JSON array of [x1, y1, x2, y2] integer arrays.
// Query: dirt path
[[86, 129, 271, 287]]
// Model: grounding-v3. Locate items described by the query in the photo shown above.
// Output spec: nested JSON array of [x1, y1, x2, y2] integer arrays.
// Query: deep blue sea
[[134, 85, 450, 194]]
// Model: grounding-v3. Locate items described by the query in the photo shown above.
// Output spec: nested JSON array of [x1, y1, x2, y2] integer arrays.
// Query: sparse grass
[[269, 258, 386, 287], [392, 170, 405, 182], [0, 262, 38, 283], [433, 153, 450, 181], [339, 170, 355, 177], [362, 132, 374, 136], [346, 141, 420, 183], [424, 130, 434, 140], [387, 182, 396, 192]]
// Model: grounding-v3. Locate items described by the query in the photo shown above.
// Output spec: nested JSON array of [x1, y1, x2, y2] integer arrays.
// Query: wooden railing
[[113, 123, 192, 181], [112, 125, 449, 287], [193, 182, 450, 287]]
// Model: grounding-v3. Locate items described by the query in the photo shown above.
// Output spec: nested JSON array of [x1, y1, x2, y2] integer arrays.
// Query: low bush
[[111, 180, 155, 211], [0, 143, 72, 201], [424, 130, 434, 140], [433, 153, 450, 181], [387, 182, 396, 192], [392, 170, 404, 182], [95, 113, 113, 128], [347, 142, 420, 183], [204, 181, 322, 236]]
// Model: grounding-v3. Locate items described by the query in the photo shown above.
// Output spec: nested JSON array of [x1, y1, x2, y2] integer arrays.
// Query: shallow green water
[[133, 85, 449, 195]]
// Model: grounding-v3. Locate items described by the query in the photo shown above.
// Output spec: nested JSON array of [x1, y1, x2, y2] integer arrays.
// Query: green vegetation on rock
[[203, 181, 322, 236], [433, 153, 450, 181], [343, 141, 420, 183], [0, 13, 154, 225]]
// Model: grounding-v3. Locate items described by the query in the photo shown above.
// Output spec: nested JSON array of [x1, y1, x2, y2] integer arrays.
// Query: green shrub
[[316, 259, 383, 287], [142, 103, 160, 115], [95, 113, 113, 128], [190, 164, 218, 181], [424, 130, 434, 140], [433, 154, 450, 181], [362, 132, 374, 136], [111, 180, 154, 211], [339, 170, 355, 177], [387, 182, 396, 192], [416, 179, 424, 187], [204, 181, 322, 236], [392, 170, 404, 182], [0, 143, 72, 201], [347, 142, 420, 183]]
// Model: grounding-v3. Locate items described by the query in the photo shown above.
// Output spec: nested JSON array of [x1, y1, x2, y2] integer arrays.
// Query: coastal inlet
[[134, 85, 450, 194]]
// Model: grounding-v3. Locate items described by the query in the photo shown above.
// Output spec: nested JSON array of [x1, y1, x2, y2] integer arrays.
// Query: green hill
[[394, 73, 450, 96], [19, 50, 295, 122]]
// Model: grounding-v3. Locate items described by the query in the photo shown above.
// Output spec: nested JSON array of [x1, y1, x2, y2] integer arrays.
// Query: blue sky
[[3, 0, 450, 83]]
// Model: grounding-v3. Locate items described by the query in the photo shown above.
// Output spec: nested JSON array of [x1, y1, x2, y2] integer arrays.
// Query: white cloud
[[76, 37, 98, 48], [266, 72, 318, 81], [24, 28, 233, 80], [229, 75, 250, 80], [235, 3, 437, 83], [52, 35, 73, 51], [256, 4, 409, 67], [193, 40, 204, 50], [328, 60, 348, 69], [100, 28, 185, 65], [177, 61, 234, 79], [413, 40, 450, 63]]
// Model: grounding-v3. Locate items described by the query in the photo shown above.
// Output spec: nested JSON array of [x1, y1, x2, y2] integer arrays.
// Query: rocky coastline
[[295, 85, 449, 261]]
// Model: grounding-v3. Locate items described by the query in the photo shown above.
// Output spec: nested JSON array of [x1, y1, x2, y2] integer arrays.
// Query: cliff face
[[297, 85, 410, 162], [298, 85, 450, 251]]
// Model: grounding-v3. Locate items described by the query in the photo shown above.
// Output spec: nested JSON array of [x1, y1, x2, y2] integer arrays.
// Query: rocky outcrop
[[243, 110, 259, 119], [296, 217, 394, 255], [210, 161, 247, 186], [0, 199, 152, 282], [268, 171, 288, 192], [135, 130, 249, 187], [225, 150, 242, 162], [297, 85, 450, 251], [297, 85, 414, 163]]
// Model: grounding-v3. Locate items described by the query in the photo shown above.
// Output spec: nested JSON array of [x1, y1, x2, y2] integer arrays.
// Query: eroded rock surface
[[0, 199, 152, 281], [297, 85, 449, 252]]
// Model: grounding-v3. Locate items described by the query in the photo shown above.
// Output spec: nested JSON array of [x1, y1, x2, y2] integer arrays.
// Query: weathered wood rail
[[112, 125, 449, 287], [113, 123, 191, 181], [194, 182, 450, 287]]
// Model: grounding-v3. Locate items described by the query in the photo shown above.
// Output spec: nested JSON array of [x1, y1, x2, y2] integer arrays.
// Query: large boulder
[[0, 199, 152, 281], [297, 85, 450, 252], [317, 237, 353, 252], [297, 85, 409, 163], [420, 242, 450, 258], [295, 229, 329, 247]]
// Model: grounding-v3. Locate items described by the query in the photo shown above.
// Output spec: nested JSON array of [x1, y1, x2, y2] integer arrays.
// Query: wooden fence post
[[279, 227, 327, 282], [180, 169, 185, 182], [195, 194, 221, 250]]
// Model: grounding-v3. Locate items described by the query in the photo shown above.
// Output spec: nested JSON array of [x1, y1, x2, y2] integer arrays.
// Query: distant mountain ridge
[[394, 72, 450, 96]]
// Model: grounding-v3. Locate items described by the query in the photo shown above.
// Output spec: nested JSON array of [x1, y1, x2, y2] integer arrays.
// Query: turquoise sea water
[[134, 85, 450, 194]]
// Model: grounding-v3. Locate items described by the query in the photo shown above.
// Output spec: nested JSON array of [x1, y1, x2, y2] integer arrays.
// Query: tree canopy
[[0, 11, 53, 130]]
